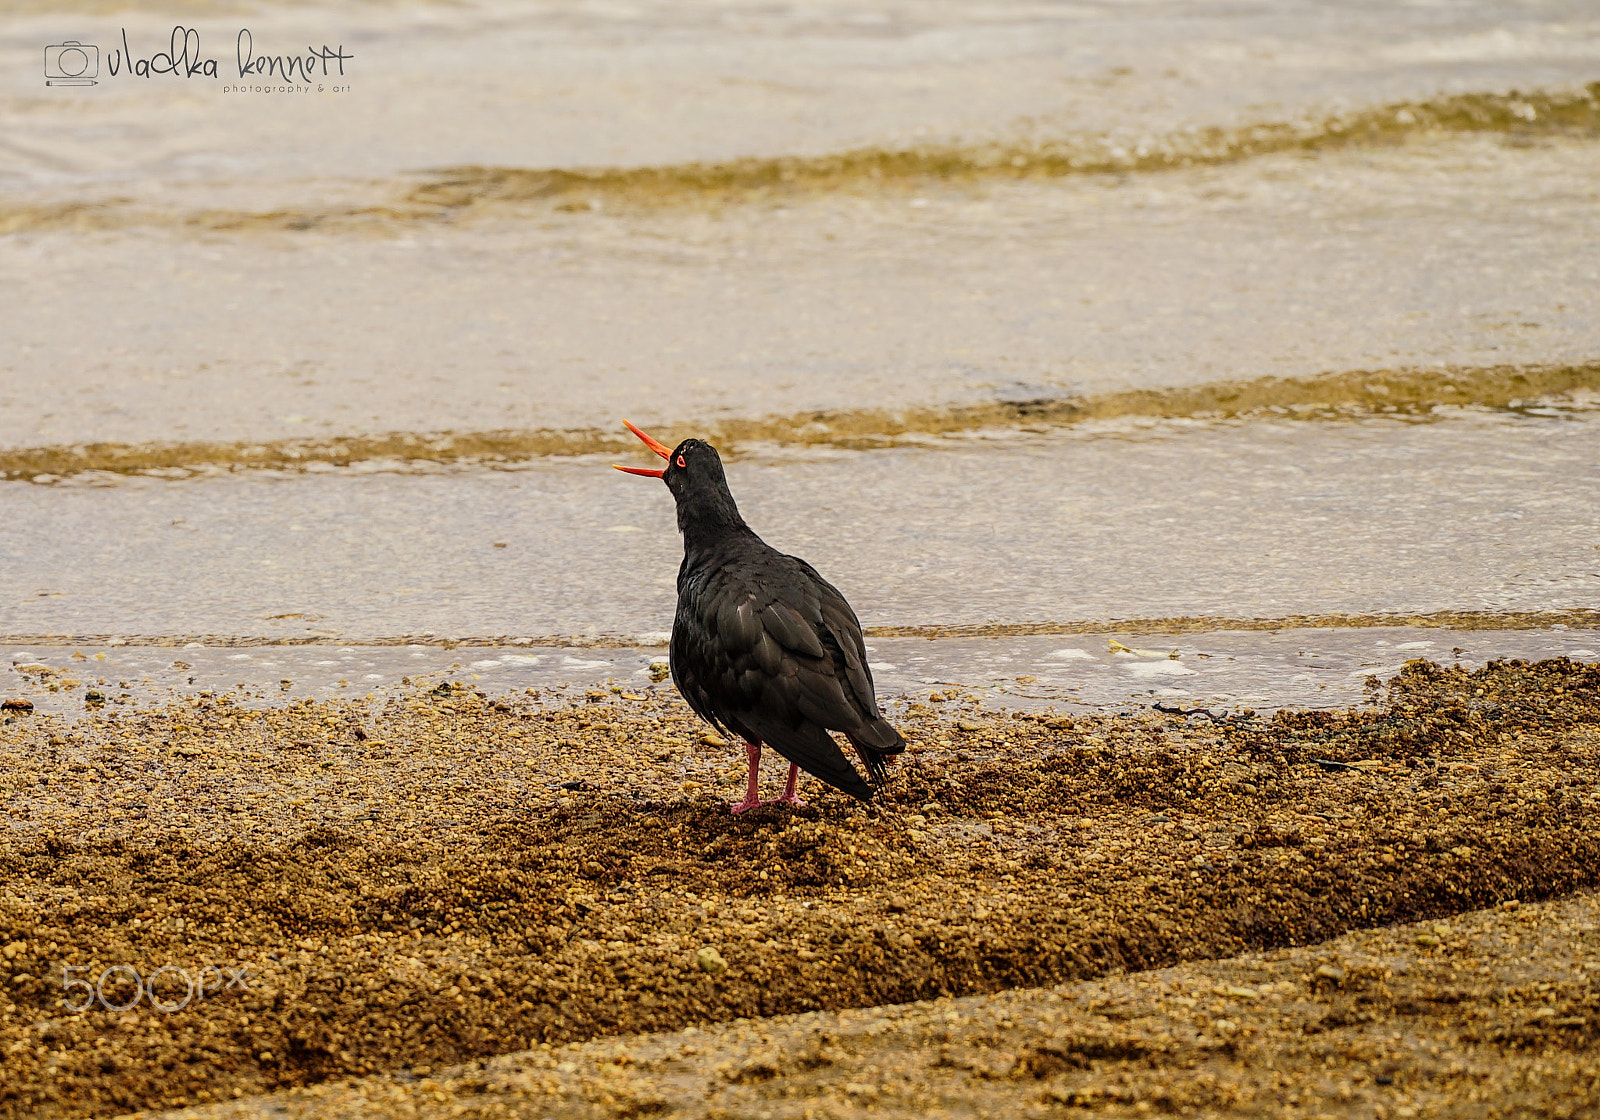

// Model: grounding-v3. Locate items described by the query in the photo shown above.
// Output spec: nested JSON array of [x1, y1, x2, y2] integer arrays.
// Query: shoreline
[[5, 624, 1598, 723], [4, 607, 1600, 648]]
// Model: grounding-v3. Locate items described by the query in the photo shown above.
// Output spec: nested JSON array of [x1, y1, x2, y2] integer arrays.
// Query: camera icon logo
[[44, 41, 98, 86]]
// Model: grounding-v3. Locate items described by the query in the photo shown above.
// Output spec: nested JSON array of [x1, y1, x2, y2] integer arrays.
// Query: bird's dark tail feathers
[[847, 718, 907, 786]]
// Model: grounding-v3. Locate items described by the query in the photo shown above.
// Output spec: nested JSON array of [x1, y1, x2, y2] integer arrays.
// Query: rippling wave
[[409, 84, 1600, 211], [1, 84, 1596, 235], [3, 361, 1595, 482]]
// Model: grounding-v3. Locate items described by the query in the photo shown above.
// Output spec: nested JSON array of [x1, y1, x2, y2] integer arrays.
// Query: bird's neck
[[677, 492, 753, 559]]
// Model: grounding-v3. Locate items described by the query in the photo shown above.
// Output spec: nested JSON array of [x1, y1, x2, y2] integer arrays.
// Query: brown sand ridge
[[157, 889, 1600, 1120], [0, 656, 1597, 1117]]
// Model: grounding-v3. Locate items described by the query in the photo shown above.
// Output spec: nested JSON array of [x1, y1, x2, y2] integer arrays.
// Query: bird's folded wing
[[758, 601, 825, 659], [670, 606, 733, 737], [793, 560, 883, 722], [748, 579, 875, 732], [707, 590, 840, 721]]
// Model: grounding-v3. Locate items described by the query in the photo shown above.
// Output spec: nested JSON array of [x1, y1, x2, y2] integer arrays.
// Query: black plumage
[[616, 422, 905, 809]]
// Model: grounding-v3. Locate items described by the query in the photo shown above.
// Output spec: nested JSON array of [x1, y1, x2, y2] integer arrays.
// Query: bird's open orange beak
[[613, 419, 671, 477]]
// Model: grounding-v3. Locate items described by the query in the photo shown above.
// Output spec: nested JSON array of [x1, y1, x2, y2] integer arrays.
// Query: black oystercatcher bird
[[615, 421, 905, 811]]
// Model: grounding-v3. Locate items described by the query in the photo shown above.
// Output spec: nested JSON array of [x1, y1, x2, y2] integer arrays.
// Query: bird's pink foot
[[765, 762, 805, 808], [728, 740, 764, 814]]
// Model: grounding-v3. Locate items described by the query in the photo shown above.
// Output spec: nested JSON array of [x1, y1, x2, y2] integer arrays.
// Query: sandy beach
[[2, 654, 1597, 1118]]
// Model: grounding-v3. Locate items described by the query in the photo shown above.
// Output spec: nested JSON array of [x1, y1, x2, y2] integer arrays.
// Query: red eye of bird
[[676, 454, 687, 468]]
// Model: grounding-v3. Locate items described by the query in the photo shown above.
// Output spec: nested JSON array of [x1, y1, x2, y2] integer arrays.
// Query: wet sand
[[1, 655, 1596, 1118]]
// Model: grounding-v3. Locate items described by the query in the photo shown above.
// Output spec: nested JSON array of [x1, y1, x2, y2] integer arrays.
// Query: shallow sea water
[[1, 0, 1597, 711], [3, 410, 1598, 642]]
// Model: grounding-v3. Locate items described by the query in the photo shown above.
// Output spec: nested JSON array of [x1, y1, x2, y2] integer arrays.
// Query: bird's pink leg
[[728, 741, 763, 814], [770, 763, 807, 808]]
